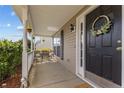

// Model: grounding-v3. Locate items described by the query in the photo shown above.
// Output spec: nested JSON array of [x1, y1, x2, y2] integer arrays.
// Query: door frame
[[76, 13, 84, 79], [76, 5, 124, 87]]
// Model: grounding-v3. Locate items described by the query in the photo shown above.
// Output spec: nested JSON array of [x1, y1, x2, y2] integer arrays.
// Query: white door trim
[[76, 15, 84, 79], [76, 5, 124, 88], [121, 5, 124, 88]]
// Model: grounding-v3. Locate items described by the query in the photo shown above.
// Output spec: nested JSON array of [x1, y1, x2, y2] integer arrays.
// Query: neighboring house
[[13, 5, 124, 88], [35, 36, 53, 50]]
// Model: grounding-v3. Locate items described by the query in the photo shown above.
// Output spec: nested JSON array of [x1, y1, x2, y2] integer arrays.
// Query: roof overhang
[[13, 5, 84, 37]]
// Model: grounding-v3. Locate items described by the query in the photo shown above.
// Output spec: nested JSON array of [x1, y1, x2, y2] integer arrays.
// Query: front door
[[86, 5, 122, 85]]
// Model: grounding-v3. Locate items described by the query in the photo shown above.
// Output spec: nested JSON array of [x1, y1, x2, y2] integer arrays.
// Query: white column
[[21, 6, 28, 88], [23, 24, 28, 52], [22, 24, 28, 78]]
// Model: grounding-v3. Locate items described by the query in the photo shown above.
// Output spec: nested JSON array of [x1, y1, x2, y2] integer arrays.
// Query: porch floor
[[29, 62, 90, 88]]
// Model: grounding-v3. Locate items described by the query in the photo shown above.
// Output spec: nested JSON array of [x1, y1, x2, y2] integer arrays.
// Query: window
[[53, 30, 64, 59]]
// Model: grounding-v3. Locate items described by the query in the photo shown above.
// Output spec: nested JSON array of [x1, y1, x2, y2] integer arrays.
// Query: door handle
[[116, 47, 122, 51]]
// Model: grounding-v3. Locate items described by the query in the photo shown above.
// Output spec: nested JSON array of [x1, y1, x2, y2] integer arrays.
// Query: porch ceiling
[[13, 5, 84, 37]]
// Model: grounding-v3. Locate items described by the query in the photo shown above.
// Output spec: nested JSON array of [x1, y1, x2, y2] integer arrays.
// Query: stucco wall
[[53, 6, 90, 74]]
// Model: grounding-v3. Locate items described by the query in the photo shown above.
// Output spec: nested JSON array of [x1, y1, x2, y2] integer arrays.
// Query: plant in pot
[[26, 23, 32, 33]]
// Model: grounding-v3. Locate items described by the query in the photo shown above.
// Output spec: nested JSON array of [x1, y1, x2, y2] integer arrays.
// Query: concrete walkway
[[29, 62, 85, 88]]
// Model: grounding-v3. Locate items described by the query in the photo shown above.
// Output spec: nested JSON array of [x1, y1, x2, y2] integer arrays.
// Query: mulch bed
[[0, 66, 22, 88]]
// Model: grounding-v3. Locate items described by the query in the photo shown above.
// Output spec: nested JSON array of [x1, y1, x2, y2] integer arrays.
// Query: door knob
[[116, 47, 122, 51]]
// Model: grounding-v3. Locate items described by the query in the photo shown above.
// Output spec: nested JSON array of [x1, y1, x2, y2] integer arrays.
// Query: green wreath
[[90, 15, 112, 36]]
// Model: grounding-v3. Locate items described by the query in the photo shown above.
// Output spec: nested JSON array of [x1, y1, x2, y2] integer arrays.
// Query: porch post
[[21, 6, 28, 88], [22, 22, 28, 78]]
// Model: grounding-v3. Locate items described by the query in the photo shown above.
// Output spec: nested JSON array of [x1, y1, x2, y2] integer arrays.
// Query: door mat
[[75, 83, 92, 88]]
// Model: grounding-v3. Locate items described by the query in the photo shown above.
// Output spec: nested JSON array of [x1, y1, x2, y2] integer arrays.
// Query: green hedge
[[0, 40, 22, 81]]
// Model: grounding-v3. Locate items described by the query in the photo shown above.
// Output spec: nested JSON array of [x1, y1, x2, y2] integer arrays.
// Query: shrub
[[0, 40, 22, 81]]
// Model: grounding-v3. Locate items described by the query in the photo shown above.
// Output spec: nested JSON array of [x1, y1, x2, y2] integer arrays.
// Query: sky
[[0, 5, 23, 42]]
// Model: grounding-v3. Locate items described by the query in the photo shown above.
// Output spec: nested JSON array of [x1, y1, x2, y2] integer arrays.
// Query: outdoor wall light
[[69, 24, 76, 32]]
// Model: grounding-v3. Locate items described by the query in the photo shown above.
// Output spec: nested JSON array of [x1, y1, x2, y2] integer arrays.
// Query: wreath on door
[[90, 15, 112, 36]]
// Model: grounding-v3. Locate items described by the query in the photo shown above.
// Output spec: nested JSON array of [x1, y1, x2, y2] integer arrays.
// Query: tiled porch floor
[[29, 62, 88, 88]]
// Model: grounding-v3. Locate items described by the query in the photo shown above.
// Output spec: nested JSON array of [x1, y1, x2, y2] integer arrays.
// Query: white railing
[[27, 51, 34, 72]]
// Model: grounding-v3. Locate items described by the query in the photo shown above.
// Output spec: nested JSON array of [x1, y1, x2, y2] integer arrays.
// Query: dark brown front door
[[86, 5, 122, 85]]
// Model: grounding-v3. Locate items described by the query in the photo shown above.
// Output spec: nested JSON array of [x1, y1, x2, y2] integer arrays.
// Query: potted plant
[[26, 23, 32, 33]]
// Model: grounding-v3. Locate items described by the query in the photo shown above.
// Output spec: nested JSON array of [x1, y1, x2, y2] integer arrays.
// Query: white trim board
[[76, 5, 124, 88], [76, 15, 84, 79], [122, 5, 124, 88]]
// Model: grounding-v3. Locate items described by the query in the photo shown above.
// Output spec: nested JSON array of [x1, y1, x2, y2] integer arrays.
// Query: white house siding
[[53, 6, 89, 74]]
